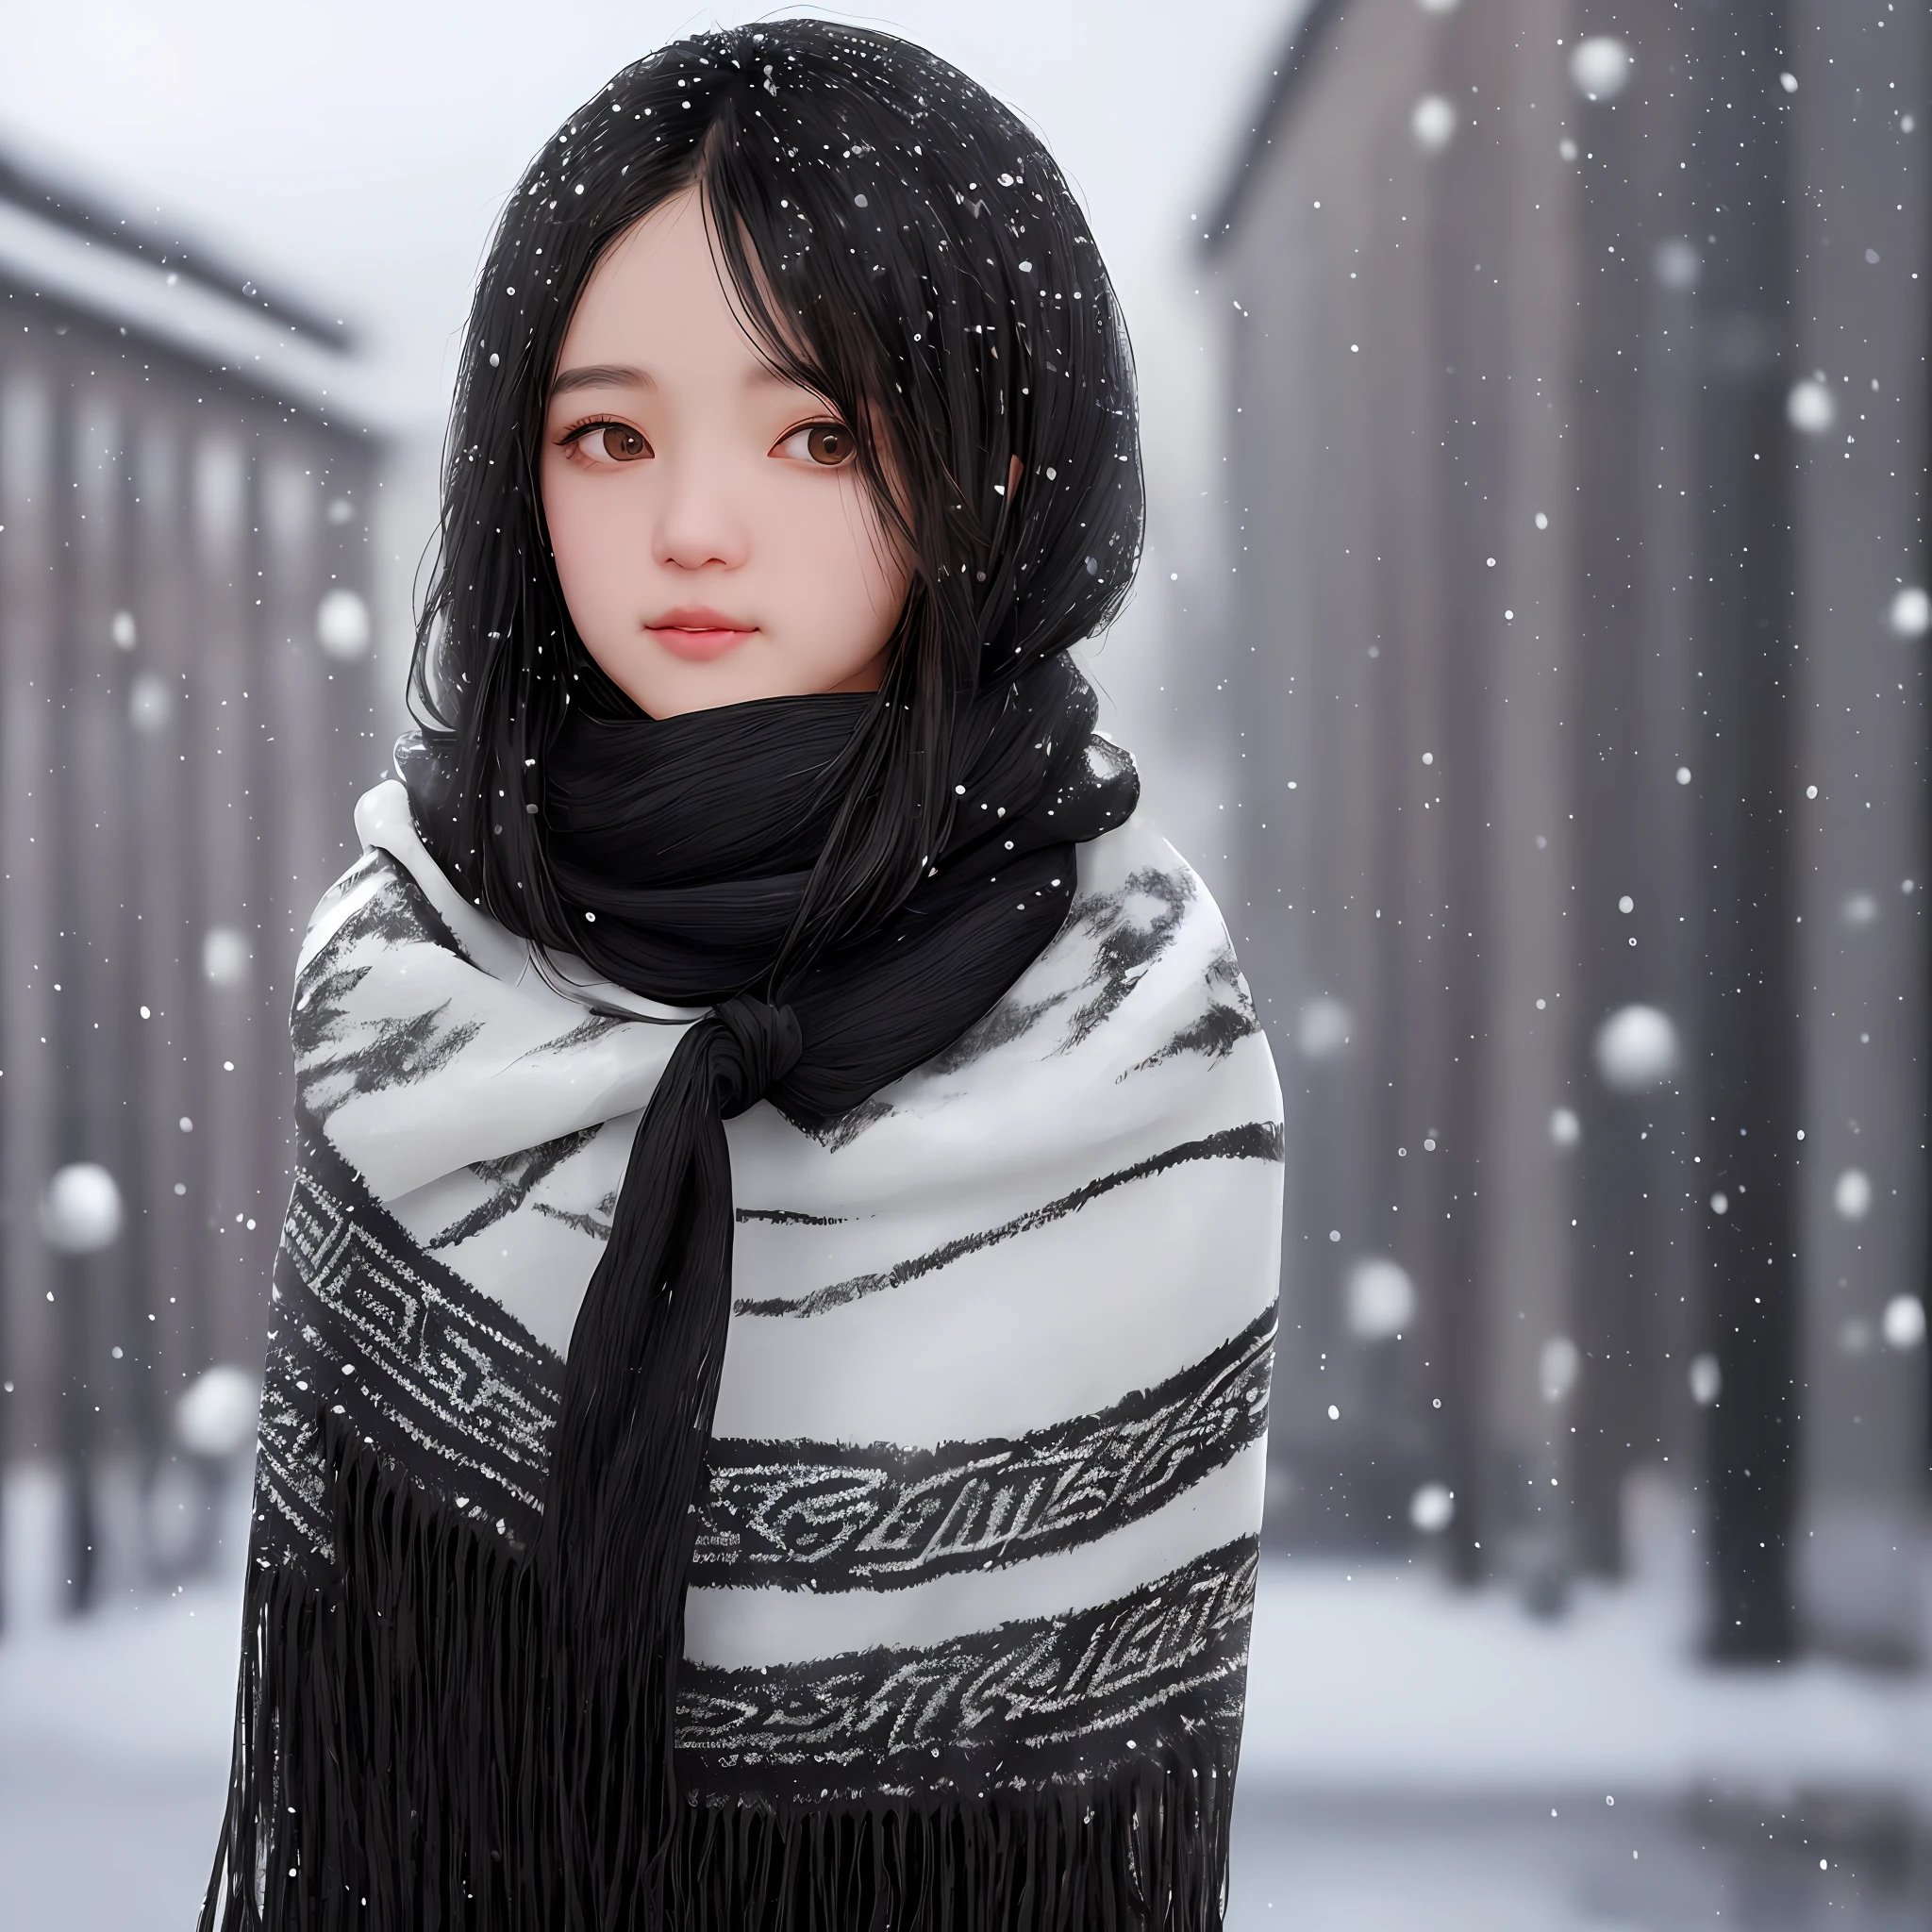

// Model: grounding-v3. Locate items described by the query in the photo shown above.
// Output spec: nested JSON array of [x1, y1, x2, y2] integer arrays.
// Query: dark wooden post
[[1422, 0, 1520, 1583], [191, 434, 254, 1376], [1562, 0, 1706, 1579], [0, 369, 60, 1622], [129, 418, 199, 1457], [46, 377, 103, 1611], [108, 401, 162, 1511], [1690, 0, 1801, 1662], [1567, 10, 1660, 1580]]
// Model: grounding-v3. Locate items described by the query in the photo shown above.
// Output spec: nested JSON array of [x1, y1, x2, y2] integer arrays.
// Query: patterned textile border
[[254, 1123, 564, 1564], [258, 1124, 1274, 1600], [690, 1307, 1274, 1591], [675, 1538, 1258, 1801]]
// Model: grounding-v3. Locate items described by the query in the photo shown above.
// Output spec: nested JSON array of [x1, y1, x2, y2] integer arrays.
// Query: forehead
[[558, 189, 783, 383]]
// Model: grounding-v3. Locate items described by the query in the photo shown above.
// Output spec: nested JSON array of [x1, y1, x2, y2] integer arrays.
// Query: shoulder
[[287, 784, 539, 1142], [293, 782, 525, 989], [901, 813, 1281, 1134], [294, 849, 439, 982], [1072, 813, 1237, 975], [288, 840, 495, 1136], [1066, 815, 1280, 1108]]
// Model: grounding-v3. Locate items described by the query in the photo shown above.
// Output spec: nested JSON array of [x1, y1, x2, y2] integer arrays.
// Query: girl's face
[[540, 188, 911, 719]]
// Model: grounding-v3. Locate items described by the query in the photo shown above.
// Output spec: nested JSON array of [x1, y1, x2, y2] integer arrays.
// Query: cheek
[[541, 458, 632, 618], [851, 490, 913, 622], [782, 478, 908, 630], [541, 458, 589, 593]]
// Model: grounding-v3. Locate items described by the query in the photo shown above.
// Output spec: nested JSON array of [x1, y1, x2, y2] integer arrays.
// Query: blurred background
[[0, 0, 1926, 1925]]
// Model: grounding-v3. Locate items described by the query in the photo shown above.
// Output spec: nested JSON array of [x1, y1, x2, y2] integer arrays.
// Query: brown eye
[[599, 424, 647, 461], [803, 423, 854, 466]]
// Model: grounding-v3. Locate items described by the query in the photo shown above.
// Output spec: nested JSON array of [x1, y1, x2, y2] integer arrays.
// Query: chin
[[630, 661, 788, 719], [592, 633, 887, 715]]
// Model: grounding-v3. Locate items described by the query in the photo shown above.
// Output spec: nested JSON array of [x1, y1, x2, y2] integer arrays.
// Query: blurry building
[[1198, 0, 1927, 1660], [0, 147, 387, 1622]]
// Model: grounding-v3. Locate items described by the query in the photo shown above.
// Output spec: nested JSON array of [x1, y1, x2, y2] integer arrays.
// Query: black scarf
[[392, 653, 1137, 1925]]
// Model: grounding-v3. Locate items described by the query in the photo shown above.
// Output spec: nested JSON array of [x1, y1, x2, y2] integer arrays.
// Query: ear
[[1008, 454, 1024, 498]]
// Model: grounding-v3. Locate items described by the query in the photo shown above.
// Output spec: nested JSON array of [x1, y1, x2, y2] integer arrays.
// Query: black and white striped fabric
[[252, 773, 1282, 1816]]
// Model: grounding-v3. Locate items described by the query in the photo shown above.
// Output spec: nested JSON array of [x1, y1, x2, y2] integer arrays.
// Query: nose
[[652, 453, 748, 573]]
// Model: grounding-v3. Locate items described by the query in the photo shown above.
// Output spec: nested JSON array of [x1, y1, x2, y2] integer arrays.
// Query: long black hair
[[408, 17, 1142, 979]]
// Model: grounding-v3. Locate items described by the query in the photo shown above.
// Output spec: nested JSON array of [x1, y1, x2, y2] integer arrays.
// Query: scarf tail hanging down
[[202, 660, 1279, 1931]]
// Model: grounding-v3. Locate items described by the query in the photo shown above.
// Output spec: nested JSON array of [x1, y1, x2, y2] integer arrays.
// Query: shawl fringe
[[201, 1430, 1236, 1932]]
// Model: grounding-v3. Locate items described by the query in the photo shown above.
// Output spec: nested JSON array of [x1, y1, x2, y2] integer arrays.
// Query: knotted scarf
[[388, 653, 1138, 1925]]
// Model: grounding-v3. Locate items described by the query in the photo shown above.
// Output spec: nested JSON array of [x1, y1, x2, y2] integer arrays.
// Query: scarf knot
[[712, 995, 803, 1119]]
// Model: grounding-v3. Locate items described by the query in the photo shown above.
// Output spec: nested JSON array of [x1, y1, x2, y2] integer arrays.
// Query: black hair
[[408, 18, 1142, 981]]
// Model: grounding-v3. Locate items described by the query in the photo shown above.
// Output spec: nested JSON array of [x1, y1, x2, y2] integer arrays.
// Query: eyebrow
[[551, 360, 821, 398], [549, 363, 652, 397]]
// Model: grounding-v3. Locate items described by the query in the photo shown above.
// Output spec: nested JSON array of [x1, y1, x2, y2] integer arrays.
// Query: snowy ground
[[0, 1570, 240, 1927], [1240, 1557, 1932, 1800], [1227, 1559, 1932, 1929], [3, 1556, 1929, 1928]]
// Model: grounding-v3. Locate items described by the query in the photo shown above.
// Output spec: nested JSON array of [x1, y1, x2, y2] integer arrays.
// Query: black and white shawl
[[215, 774, 1282, 1928]]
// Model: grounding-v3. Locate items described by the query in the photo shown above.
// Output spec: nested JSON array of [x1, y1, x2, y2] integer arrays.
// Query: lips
[[646, 606, 758, 663]]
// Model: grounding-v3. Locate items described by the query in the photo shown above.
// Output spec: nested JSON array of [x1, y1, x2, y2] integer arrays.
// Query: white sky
[[0, 0, 1307, 821]]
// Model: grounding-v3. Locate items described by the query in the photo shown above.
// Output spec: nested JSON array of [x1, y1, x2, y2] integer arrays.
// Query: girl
[[205, 21, 1282, 1930]]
